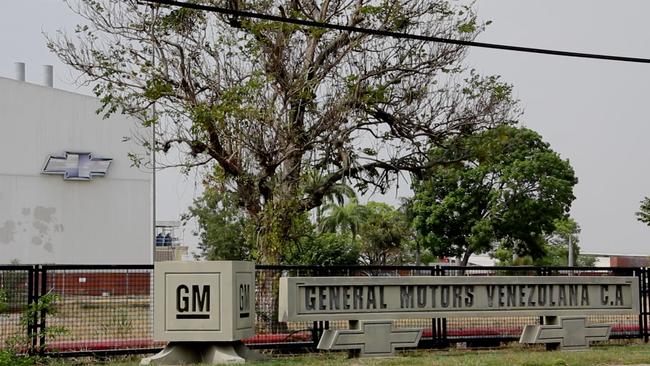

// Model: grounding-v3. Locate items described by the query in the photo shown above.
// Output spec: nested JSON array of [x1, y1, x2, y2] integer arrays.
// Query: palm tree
[[319, 198, 369, 240], [303, 170, 357, 221]]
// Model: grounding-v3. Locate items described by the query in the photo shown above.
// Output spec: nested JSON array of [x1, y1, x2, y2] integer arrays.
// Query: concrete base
[[140, 341, 267, 365]]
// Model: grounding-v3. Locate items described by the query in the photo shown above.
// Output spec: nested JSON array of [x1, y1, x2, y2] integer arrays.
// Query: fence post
[[27, 265, 45, 355], [645, 267, 649, 343], [430, 266, 437, 348], [26, 266, 35, 355], [638, 267, 648, 342], [312, 267, 323, 348], [38, 266, 48, 354], [537, 267, 545, 325], [440, 266, 448, 347], [430, 265, 448, 348]]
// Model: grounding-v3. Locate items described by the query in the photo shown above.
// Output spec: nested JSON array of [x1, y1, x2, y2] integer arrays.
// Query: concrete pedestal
[[140, 341, 266, 365]]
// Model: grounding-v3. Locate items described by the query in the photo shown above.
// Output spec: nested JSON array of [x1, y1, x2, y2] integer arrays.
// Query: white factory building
[[0, 64, 152, 264]]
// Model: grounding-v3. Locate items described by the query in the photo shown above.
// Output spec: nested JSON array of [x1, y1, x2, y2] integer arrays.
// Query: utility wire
[[139, 0, 650, 64]]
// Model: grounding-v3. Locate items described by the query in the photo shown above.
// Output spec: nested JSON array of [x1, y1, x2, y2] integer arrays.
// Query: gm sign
[[164, 273, 220, 332], [235, 272, 254, 330], [153, 261, 255, 342], [176, 284, 210, 319], [239, 284, 250, 318]]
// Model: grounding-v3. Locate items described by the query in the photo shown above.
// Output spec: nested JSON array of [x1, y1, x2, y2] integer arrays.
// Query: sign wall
[[279, 276, 639, 321]]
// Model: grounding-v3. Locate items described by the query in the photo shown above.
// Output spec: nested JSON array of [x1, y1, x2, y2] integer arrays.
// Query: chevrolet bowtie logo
[[42, 152, 112, 181], [318, 320, 422, 357]]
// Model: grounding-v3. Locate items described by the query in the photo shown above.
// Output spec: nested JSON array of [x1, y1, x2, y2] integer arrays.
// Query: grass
[[44, 343, 650, 366]]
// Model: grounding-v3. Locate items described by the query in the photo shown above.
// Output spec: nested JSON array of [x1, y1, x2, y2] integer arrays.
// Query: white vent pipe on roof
[[14, 62, 25, 82], [42, 65, 53, 87]]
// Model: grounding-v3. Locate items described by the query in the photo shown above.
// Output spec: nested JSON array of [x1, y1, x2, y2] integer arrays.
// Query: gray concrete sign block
[[144, 261, 264, 365], [153, 261, 255, 342], [318, 320, 422, 357], [279, 276, 639, 321], [520, 316, 611, 350]]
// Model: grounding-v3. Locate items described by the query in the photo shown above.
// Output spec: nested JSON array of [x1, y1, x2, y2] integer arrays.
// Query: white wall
[[0, 77, 151, 264]]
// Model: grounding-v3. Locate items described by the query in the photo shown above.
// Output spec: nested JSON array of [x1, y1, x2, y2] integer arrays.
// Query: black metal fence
[[0, 264, 648, 356], [0, 266, 30, 351]]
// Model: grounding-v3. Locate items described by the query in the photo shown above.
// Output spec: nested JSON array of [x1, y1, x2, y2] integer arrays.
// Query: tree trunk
[[460, 250, 473, 267]]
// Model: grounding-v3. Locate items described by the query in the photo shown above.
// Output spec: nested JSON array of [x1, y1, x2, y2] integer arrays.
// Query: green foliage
[[159, 7, 205, 34], [319, 198, 370, 240], [305, 171, 357, 222], [257, 199, 317, 264], [0, 288, 7, 314], [457, 20, 477, 33], [185, 189, 254, 261], [143, 78, 174, 101], [0, 349, 37, 366], [541, 218, 595, 267], [98, 308, 133, 338], [636, 196, 650, 226], [286, 232, 359, 265], [357, 202, 411, 265], [191, 193, 415, 265], [578, 255, 597, 267], [493, 218, 595, 267], [189, 171, 358, 265], [412, 126, 577, 266], [4, 292, 68, 357], [320, 201, 411, 265]]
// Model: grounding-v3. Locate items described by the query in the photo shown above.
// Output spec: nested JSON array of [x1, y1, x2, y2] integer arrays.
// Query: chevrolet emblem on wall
[[42, 152, 112, 181]]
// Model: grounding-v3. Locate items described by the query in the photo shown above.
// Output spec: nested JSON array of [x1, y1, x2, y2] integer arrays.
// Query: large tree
[[49, 0, 517, 262], [412, 126, 577, 266]]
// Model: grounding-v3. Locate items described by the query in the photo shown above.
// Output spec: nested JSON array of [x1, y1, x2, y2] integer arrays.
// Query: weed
[[98, 308, 133, 338]]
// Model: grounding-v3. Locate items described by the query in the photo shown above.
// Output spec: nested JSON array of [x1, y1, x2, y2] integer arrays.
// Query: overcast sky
[[1, 1, 649, 255]]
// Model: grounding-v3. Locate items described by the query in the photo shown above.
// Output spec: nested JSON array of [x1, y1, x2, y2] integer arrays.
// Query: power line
[[139, 0, 650, 64]]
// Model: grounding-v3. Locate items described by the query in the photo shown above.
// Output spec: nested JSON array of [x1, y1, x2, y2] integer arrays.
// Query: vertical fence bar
[[638, 268, 648, 343], [28, 265, 41, 354], [314, 266, 321, 348], [429, 266, 437, 348], [643, 267, 647, 342], [26, 266, 35, 354], [639, 268, 648, 343], [32, 266, 40, 355], [537, 267, 545, 325], [645, 268, 649, 342], [634, 268, 644, 338], [440, 266, 448, 347], [39, 267, 48, 354], [311, 321, 319, 347], [429, 265, 448, 348]]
